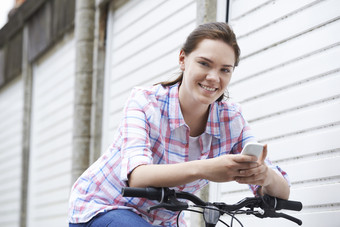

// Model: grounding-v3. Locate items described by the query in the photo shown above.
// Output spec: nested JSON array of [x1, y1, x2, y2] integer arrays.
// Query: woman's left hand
[[235, 144, 272, 187], [235, 144, 290, 200]]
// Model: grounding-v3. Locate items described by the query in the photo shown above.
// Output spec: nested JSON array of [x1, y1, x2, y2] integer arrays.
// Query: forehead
[[189, 39, 236, 64]]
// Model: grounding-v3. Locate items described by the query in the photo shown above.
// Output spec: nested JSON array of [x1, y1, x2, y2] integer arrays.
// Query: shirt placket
[[200, 133, 213, 159]]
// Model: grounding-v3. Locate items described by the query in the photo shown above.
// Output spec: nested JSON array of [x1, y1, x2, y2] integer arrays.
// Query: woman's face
[[179, 39, 235, 107]]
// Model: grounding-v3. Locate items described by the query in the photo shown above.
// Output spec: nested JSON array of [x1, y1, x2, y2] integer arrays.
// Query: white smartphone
[[240, 142, 264, 160]]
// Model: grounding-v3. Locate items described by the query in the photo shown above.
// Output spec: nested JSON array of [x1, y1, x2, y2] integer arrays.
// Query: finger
[[238, 162, 259, 172], [235, 174, 265, 185], [259, 144, 268, 164], [235, 154, 258, 163], [235, 175, 256, 184], [239, 165, 263, 176]]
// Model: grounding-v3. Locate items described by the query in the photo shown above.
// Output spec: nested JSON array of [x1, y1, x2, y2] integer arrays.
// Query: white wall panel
[[230, 44, 340, 104], [0, 77, 23, 227], [102, 0, 197, 149], [102, 1, 197, 225], [27, 35, 75, 227], [232, 0, 316, 36], [230, 0, 270, 20], [269, 125, 340, 160], [242, 71, 340, 121], [212, 0, 340, 226], [237, 0, 340, 57], [251, 99, 340, 140], [232, 18, 340, 83]]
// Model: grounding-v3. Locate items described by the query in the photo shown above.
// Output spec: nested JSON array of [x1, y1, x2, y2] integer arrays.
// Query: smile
[[199, 84, 217, 92]]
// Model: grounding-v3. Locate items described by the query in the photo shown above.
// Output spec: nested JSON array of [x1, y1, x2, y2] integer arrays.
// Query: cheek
[[184, 68, 200, 83], [182, 72, 195, 89], [221, 76, 231, 87]]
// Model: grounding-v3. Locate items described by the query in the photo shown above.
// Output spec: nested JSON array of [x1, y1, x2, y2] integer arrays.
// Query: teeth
[[200, 84, 216, 92]]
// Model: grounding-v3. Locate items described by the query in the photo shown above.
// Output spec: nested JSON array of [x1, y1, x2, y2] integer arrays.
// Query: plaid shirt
[[68, 83, 289, 226]]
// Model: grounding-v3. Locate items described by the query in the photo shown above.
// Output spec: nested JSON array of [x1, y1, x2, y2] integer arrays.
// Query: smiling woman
[[68, 22, 290, 227], [159, 22, 240, 103], [178, 39, 235, 121], [178, 39, 236, 136]]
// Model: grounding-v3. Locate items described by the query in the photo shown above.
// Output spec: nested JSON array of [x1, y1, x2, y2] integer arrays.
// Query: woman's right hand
[[199, 154, 259, 182], [128, 154, 259, 188]]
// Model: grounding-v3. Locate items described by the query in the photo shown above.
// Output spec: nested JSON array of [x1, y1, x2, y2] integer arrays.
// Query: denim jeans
[[69, 209, 154, 227]]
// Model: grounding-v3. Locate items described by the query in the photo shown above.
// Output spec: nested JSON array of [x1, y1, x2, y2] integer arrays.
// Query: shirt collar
[[168, 83, 186, 130], [167, 83, 221, 139], [205, 102, 221, 139]]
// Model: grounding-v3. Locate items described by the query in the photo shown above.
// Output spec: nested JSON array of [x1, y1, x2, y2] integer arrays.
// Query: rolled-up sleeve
[[119, 89, 154, 182], [249, 159, 291, 196]]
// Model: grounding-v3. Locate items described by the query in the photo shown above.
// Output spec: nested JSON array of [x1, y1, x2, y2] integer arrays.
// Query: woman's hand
[[199, 154, 259, 183], [235, 144, 271, 186], [234, 144, 290, 200], [129, 154, 259, 188], [129, 144, 289, 200]]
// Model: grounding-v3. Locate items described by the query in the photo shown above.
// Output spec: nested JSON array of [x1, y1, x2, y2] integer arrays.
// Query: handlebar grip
[[121, 187, 163, 201], [276, 198, 303, 211]]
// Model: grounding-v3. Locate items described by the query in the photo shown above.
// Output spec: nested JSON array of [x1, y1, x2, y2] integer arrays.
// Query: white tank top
[[188, 136, 201, 161]]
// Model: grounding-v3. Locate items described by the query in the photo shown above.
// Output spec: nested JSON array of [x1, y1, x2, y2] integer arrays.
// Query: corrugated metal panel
[[211, 0, 340, 226], [102, 0, 197, 149], [27, 35, 75, 227], [0, 77, 23, 227]]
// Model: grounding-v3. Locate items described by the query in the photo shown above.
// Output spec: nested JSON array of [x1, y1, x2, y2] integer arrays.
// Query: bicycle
[[121, 187, 303, 227]]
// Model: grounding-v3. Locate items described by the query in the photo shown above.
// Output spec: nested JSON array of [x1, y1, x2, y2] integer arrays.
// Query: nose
[[206, 70, 220, 83]]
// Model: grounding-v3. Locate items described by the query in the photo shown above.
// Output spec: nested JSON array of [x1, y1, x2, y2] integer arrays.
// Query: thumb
[[259, 144, 268, 164]]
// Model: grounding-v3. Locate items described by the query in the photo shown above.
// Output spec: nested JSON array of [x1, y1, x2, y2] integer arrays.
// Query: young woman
[[69, 22, 290, 227]]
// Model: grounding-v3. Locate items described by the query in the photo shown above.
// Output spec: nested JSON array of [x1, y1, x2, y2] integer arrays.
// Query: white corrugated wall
[[211, 0, 340, 226], [0, 77, 23, 227], [102, 0, 198, 224], [102, 0, 197, 149], [27, 34, 75, 227]]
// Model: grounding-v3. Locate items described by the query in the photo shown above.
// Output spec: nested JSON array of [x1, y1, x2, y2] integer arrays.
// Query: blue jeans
[[69, 209, 154, 227]]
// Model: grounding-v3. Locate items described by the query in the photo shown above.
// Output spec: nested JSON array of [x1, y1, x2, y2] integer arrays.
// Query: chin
[[198, 96, 217, 105]]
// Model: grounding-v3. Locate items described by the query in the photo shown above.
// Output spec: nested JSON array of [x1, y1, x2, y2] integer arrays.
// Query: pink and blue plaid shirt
[[68, 83, 289, 226]]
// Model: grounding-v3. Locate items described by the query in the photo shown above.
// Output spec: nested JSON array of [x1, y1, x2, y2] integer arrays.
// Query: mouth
[[199, 83, 218, 92]]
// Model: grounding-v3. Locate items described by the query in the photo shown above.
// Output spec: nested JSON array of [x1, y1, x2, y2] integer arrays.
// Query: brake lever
[[148, 195, 188, 212], [254, 209, 302, 226]]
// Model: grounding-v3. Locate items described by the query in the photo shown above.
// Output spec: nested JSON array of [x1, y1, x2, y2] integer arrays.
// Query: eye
[[221, 67, 233, 73], [198, 61, 209, 67], [222, 68, 230, 73]]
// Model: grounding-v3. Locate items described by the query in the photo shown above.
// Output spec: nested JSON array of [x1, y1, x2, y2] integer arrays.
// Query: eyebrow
[[197, 56, 234, 68]]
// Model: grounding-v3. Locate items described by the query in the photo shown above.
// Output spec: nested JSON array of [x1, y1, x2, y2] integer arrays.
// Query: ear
[[179, 50, 185, 71]]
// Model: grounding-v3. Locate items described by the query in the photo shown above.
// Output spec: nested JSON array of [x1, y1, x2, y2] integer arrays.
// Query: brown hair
[[158, 22, 240, 102]]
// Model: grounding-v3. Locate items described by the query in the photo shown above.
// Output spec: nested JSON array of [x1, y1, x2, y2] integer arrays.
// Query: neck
[[179, 98, 210, 137]]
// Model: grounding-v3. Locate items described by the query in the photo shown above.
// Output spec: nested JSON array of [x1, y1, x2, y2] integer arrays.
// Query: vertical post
[[226, 0, 230, 22], [196, 1, 221, 225], [196, 0, 217, 25], [89, 1, 108, 164], [196, 1, 217, 225], [20, 25, 32, 227], [72, 0, 95, 183]]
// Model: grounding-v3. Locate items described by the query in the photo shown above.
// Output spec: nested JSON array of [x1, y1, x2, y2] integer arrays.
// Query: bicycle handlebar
[[122, 187, 302, 212], [122, 187, 164, 201], [262, 194, 302, 211], [121, 187, 303, 226]]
